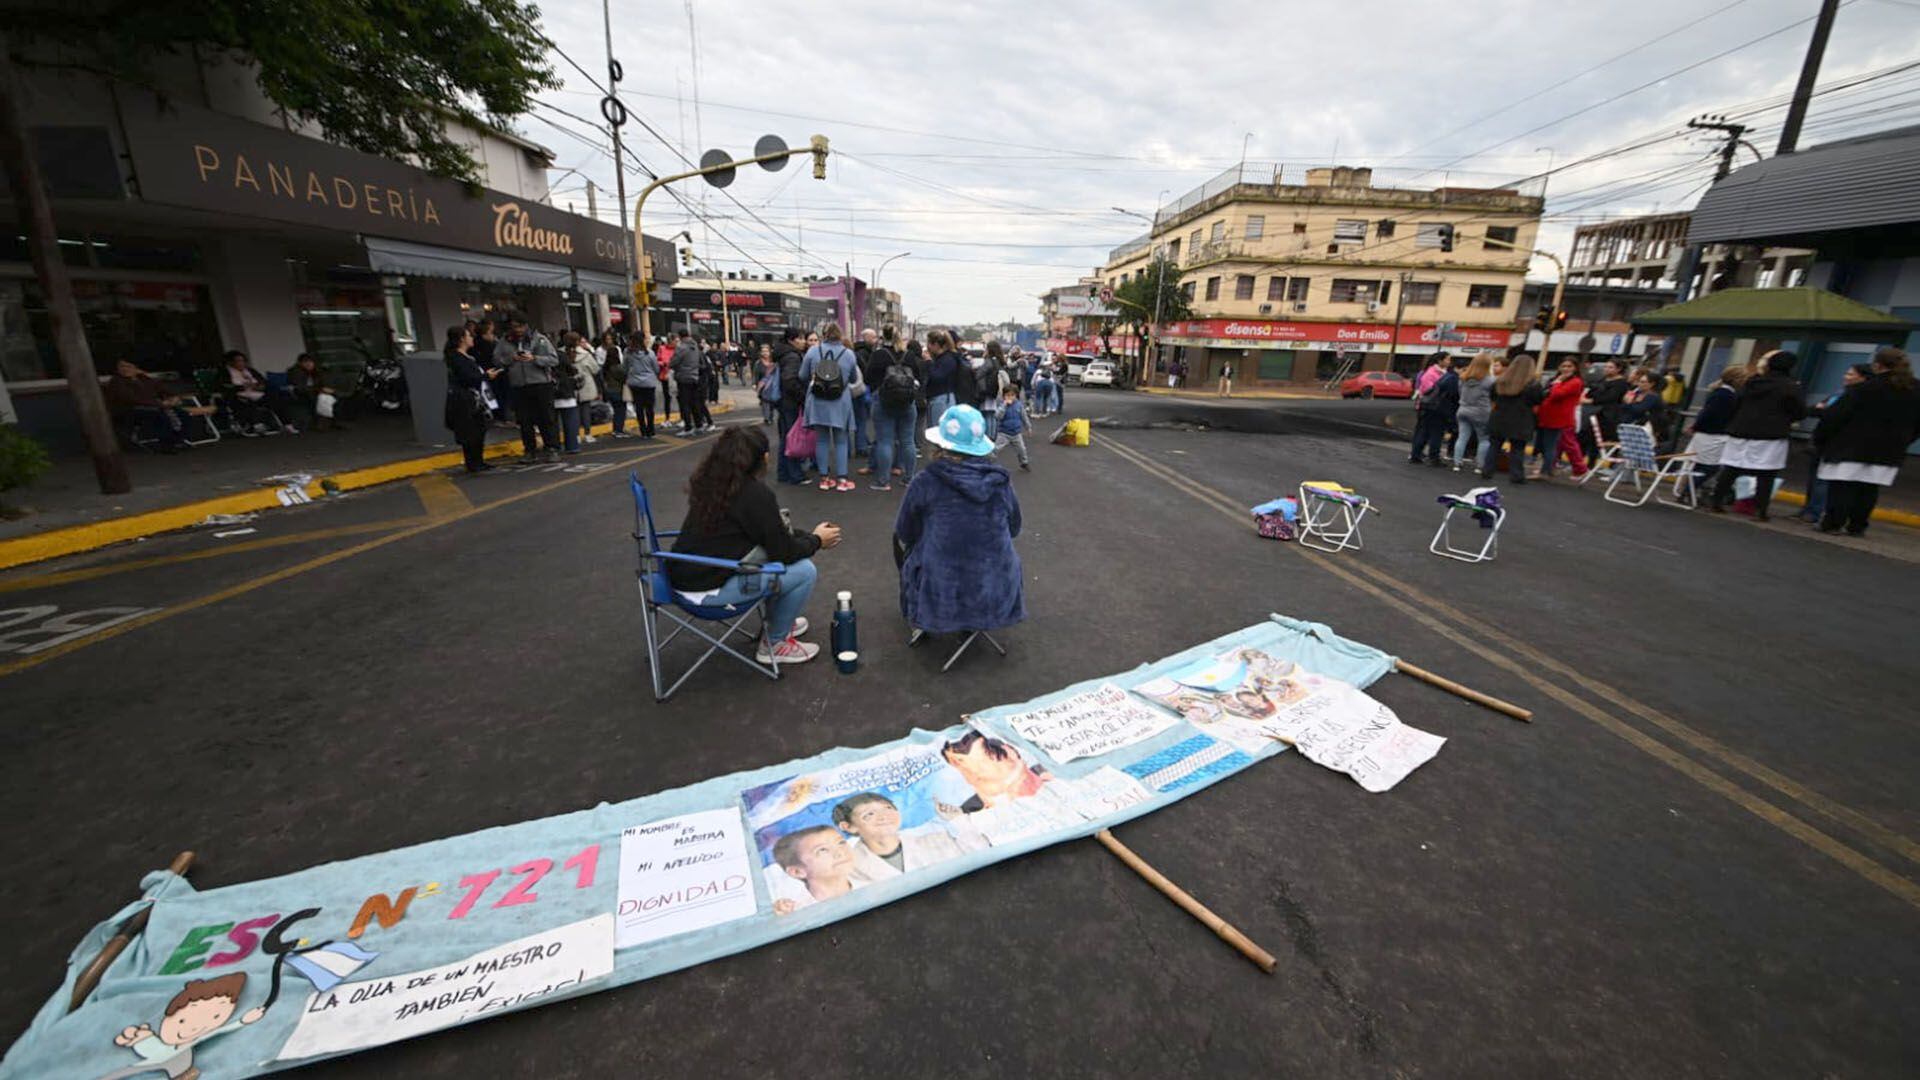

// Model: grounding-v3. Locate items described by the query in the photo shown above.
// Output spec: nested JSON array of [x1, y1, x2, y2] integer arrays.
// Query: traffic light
[[1437, 223, 1455, 253], [632, 279, 654, 307], [1532, 306, 1551, 332], [681, 246, 696, 271], [810, 134, 830, 180], [1552, 309, 1568, 331]]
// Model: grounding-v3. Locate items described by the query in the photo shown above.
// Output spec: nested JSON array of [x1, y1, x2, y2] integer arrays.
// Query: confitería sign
[[117, 91, 669, 278]]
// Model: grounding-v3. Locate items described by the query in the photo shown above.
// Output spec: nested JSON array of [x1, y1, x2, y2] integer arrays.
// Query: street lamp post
[[871, 251, 909, 329], [1112, 193, 1169, 387]]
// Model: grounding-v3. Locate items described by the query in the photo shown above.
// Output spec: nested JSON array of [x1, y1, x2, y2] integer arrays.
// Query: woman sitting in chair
[[671, 426, 841, 664], [895, 404, 1023, 640]]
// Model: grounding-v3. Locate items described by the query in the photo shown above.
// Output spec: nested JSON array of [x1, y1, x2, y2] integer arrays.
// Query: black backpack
[[809, 345, 847, 400], [601, 345, 627, 387], [878, 358, 919, 408]]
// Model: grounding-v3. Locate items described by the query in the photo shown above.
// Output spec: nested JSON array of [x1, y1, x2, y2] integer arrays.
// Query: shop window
[[1234, 275, 1255, 301], [91, 236, 204, 273], [1466, 284, 1508, 308], [1484, 225, 1519, 250], [1204, 276, 1221, 301], [1333, 219, 1367, 244], [1329, 279, 1386, 304], [1404, 281, 1440, 305], [1376, 219, 1397, 238], [2, 278, 221, 382], [1244, 215, 1264, 241]]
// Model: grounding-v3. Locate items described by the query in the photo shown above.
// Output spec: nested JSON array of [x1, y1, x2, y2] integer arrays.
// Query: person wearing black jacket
[[1710, 349, 1805, 520], [1814, 347, 1920, 535], [773, 327, 809, 485], [925, 330, 960, 420], [1408, 353, 1457, 466], [1584, 360, 1630, 442], [1683, 364, 1747, 492], [853, 329, 880, 459], [442, 326, 495, 472], [865, 328, 917, 489], [671, 426, 842, 664], [1481, 353, 1546, 483]]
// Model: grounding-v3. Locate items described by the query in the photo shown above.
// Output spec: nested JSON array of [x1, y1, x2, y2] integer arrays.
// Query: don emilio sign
[[119, 92, 638, 274]]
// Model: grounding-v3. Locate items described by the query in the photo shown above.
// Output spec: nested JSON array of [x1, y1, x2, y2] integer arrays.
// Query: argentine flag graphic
[[285, 941, 380, 992]]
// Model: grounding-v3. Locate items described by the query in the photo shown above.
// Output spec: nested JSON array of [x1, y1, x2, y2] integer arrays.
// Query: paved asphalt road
[[3, 390, 1916, 1077]]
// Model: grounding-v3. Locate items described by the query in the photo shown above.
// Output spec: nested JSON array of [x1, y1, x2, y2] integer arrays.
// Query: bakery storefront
[[1157, 318, 1516, 387], [1, 92, 674, 448]]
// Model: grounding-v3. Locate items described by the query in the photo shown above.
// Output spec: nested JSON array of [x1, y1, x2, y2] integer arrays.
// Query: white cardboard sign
[[615, 809, 758, 949], [999, 683, 1177, 764]]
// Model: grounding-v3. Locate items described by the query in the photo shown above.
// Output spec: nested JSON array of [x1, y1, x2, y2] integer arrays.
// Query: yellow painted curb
[[0, 401, 735, 573], [1770, 487, 1920, 528]]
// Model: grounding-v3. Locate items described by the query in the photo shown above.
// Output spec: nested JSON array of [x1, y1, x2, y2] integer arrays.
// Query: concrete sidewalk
[[0, 387, 750, 571]]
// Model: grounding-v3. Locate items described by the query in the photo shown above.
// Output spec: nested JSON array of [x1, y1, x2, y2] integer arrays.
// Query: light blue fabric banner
[[3, 616, 1394, 1079]]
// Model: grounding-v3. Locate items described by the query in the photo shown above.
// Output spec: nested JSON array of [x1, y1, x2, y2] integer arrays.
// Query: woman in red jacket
[[1532, 357, 1588, 479]]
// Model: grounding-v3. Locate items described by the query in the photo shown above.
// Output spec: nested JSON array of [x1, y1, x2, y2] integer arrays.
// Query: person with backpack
[[671, 330, 711, 435], [868, 327, 919, 491], [854, 328, 881, 459], [800, 322, 863, 491], [773, 327, 810, 485]]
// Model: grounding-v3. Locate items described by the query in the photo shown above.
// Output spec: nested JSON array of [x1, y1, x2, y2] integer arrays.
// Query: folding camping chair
[[1430, 488, 1506, 563], [1296, 481, 1375, 553], [630, 473, 794, 701], [1603, 423, 1697, 508], [895, 535, 1009, 672], [1579, 415, 1621, 487]]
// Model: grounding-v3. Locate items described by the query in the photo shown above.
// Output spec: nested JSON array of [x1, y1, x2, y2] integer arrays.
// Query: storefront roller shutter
[[363, 236, 572, 288]]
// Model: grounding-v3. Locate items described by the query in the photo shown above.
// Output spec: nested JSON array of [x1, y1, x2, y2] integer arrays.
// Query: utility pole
[[0, 34, 129, 493], [1386, 271, 1410, 371], [1778, 0, 1841, 155], [601, 0, 637, 338]]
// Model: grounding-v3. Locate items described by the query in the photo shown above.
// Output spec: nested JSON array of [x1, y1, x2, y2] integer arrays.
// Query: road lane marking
[[1099, 433, 1920, 909], [412, 473, 475, 518], [0, 519, 426, 595], [0, 443, 694, 679]]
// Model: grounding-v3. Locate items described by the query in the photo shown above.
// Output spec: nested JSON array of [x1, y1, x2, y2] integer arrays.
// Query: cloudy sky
[[524, 0, 1920, 324]]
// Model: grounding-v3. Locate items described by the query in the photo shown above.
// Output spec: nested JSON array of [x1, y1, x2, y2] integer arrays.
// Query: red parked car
[[1339, 371, 1415, 399]]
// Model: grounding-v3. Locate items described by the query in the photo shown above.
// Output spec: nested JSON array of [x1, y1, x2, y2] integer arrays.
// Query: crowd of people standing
[[1399, 344, 1918, 535]]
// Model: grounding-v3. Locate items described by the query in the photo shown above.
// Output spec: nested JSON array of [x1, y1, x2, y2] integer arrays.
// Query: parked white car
[[1080, 361, 1117, 387], [1062, 353, 1100, 385]]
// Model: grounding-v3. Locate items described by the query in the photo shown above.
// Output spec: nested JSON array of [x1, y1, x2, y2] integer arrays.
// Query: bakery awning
[[1630, 286, 1914, 345], [364, 236, 572, 289]]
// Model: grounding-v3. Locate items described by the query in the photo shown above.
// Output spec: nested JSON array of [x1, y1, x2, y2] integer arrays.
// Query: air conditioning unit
[[1258, 303, 1273, 315], [1366, 301, 1382, 313], [1291, 302, 1308, 313]]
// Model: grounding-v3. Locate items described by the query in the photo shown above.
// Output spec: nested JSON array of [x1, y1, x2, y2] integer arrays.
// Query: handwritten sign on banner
[[1266, 683, 1445, 793], [615, 810, 758, 949], [275, 915, 614, 1061], [997, 683, 1177, 764]]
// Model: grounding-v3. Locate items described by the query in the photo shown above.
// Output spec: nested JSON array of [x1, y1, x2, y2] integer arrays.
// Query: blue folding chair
[[630, 473, 792, 701]]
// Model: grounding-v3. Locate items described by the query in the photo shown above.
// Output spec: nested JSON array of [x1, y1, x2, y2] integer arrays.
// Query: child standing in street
[[994, 386, 1031, 471]]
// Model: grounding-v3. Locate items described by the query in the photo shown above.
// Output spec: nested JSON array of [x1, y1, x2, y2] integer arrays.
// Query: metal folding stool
[[1430, 491, 1505, 563], [1296, 482, 1375, 553], [908, 627, 1008, 672], [1603, 423, 1697, 509]]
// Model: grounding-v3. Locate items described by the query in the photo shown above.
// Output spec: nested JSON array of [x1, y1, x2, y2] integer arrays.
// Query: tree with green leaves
[[1, 1, 558, 492], [1110, 258, 1193, 386]]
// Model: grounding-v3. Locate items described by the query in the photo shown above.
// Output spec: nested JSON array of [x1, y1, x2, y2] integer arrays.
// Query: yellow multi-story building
[[1100, 165, 1542, 387]]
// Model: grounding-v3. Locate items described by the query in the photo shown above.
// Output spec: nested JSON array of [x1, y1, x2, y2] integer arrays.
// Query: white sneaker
[[758, 636, 820, 664], [789, 617, 809, 637]]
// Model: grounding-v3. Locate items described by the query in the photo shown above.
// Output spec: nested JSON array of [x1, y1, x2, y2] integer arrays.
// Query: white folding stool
[[1296, 482, 1374, 553], [1430, 489, 1505, 563]]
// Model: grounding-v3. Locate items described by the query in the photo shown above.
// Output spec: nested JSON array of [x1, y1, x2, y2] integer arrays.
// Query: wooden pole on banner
[[1095, 829, 1277, 974], [1394, 659, 1533, 722], [70, 851, 196, 1012]]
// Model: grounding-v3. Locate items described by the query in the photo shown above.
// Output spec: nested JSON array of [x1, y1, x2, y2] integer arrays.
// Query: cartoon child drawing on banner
[[98, 972, 264, 1080], [769, 825, 864, 915], [937, 731, 1050, 813], [833, 793, 977, 884]]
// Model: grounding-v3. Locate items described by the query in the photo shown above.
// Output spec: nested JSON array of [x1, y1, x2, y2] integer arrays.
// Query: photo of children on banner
[[1131, 646, 1444, 792], [743, 728, 1080, 915]]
